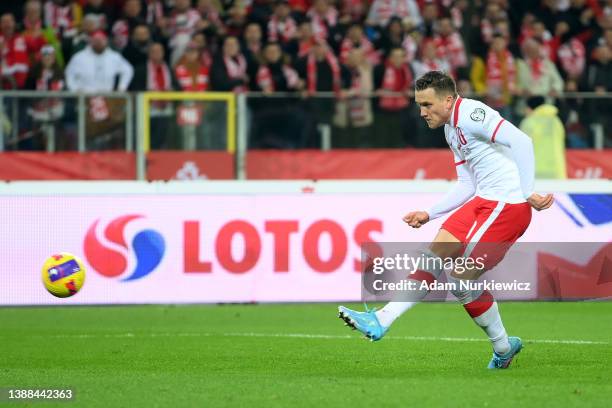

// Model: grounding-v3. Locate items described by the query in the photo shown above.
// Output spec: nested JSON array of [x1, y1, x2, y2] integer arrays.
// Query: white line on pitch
[[25, 332, 610, 345]]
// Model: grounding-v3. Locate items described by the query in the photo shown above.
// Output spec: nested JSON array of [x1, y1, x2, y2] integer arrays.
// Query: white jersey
[[444, 97, 525, 204]]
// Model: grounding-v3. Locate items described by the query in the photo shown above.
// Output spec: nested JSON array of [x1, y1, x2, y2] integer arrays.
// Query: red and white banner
[[146, 151, 235, 180], [0, 152, 136, 180], [0, 150, 609, 180], [0, 182, 609, 305], [246, 149, 612, 180]]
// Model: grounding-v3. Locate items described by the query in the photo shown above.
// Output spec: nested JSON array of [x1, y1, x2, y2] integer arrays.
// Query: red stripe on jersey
[[464, 290, 494, 318], [491, 119, 505, 143], [452, 97, 463, 127], [408, 270, 435, 285], [455, 160, 466, 166], [458, 128, 467, 145]]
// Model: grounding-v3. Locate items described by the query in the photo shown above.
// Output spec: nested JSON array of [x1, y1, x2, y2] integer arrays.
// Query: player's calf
[[448, 274, 513, 357]]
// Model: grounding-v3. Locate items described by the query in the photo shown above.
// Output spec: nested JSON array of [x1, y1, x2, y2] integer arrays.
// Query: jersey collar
[[448, 96, 463, 128]]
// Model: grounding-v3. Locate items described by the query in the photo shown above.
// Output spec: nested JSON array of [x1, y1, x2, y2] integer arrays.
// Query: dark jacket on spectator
[[295, 55, 350, 92], [129, 61, 180, 91], [122, 40, 150, 68], [210, 54, 249, 91]]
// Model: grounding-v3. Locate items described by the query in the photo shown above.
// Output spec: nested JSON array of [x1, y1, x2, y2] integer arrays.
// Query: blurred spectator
[[491, 19, 520, 56], [210, 36, 249, 91], [222, 1, 248, 38], [411, 38, 450, 80], [175, 40, 213, 150], [295, 40, 349, 145], [373, 47, 413, 147], [251, 42, 304, 148], [296, 39, 346, 95], [248, 0, 275, 29], [65, 30, 133, 91], [433, 16, 468, 74], [564, 0, 599, 38], [167, 0, 202, 65], [196, 0, 225, 37], [583, 44, 612, 146], [470, 33, 517, 115], [307, 0, 338, 41], [81, 0, 110, 31], [65, 13, 99, 60], [534, 0, 565, 34], [516, 38, 563, 98], [143, 0, 166, 29], [529, 19, 555, 61], [111, 0, 144, 51], [122, 24, 151, 67], [66, 30, 133, 149], [478, 0, 508, 47], [333, 48, 374, 147], [43, 0, 82, 40], [241, 22, 264, 87], [366, 0, 421, 29], [286, 19, 315, 60], [267, 0, 297, 47], [557, 34, 586, 87], [586, 44, 612, 92], [519, 96, 567, 179], [339, 0, 369, 23], [130, 42, 178, 149], [0, 13, 30, 89], [22, 0, 50, 67], [130, 42, 177, 92], [255, 42, 301, 93], [339, 23, 380, 66], [25, 45, 66, 149], [174, 40, 209, 91], [25, 44, 63, 91], [377, 17, 419, 62], [191, 31, 213, 68], [419, 0, 438, 37]]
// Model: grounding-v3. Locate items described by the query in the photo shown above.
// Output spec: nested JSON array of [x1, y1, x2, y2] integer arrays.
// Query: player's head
[[414, 71, 457, 129]]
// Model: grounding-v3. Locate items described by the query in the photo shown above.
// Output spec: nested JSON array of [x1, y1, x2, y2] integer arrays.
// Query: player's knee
[[448, 275, 482, 304], [417, 249, 445, 279]]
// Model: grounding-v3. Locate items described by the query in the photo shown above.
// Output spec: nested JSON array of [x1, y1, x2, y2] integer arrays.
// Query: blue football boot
[[338, 305, 388, 341], [488, 336, 523, 369]]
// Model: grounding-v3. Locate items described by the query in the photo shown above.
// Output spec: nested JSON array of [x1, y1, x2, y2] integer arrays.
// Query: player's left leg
[[449, 200, 532, 368]]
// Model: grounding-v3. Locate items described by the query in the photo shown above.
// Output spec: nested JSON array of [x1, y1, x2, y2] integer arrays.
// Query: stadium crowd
[[0, 0, 610, 149]]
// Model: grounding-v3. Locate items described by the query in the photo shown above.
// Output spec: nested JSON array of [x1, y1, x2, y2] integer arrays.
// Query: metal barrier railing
[[0, 90, 133, 153], [0, 90, 609, 180]]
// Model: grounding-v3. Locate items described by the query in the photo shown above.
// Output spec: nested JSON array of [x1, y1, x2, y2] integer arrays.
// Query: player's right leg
[[338, 229, 464, 341], [338, 198, 478, 341]]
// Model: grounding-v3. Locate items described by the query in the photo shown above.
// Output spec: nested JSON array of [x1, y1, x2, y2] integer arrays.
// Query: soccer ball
[[42, 253, 86, 298]]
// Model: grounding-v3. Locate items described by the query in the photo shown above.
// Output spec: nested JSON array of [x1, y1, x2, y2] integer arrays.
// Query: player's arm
[[492, 119, 554, 211], [403, 163, 475, 228]]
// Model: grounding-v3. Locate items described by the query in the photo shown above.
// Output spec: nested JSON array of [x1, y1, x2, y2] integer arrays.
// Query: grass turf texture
[[1, 302, 611, 407]]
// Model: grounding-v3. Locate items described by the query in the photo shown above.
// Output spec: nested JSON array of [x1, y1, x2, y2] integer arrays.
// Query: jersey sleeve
[[426, 161, 475, 221]]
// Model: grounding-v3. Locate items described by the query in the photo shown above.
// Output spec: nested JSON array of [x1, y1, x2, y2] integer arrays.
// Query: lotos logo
[[84, 215, 165, 281]]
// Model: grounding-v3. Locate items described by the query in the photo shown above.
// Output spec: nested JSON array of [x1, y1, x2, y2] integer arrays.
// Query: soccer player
[[338, 71, 554, 369]]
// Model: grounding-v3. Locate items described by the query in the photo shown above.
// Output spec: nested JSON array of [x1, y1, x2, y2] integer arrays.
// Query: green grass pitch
[[1, 302, 611, 407]]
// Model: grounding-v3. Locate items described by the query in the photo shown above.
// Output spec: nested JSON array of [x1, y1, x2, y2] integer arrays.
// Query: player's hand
[[403, 211, 429, 228], [527, 193, 554, 211]]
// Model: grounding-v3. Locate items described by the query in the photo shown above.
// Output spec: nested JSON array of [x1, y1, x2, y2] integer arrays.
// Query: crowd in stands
[[0, 0, 610, 148]]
